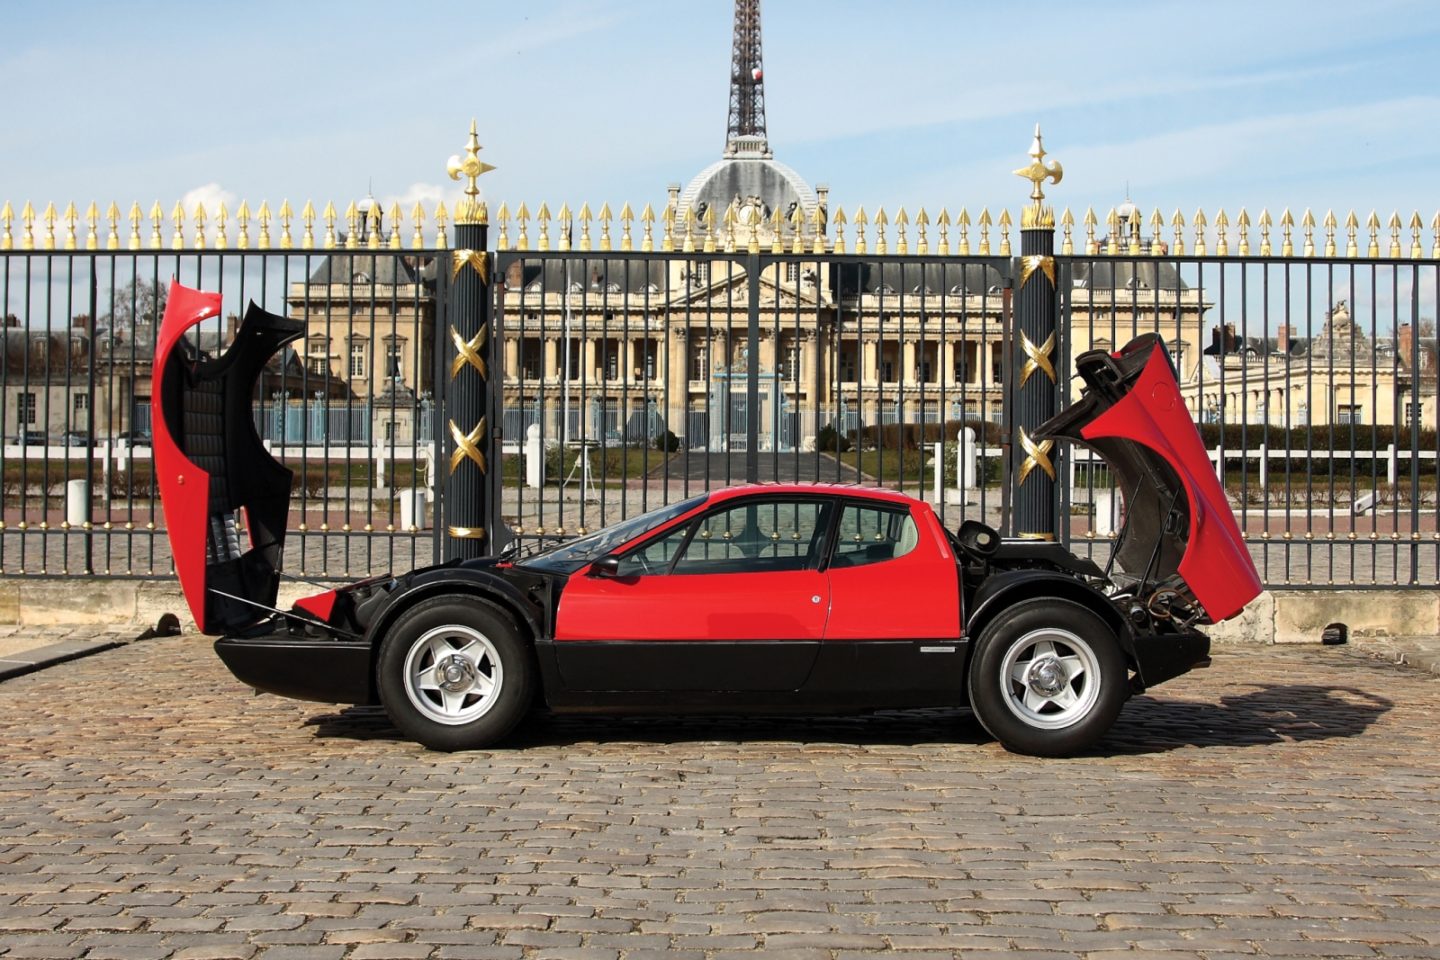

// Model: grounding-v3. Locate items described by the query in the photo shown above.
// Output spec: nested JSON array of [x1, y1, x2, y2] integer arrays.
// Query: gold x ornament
[[1019, 330, 1057, 387], [1018, 428, 1056, 485], [1018, 254, 1056, 290], [450, 324, 487, 380], [448, 416, 488, 474], [451, 248, 490, 282]]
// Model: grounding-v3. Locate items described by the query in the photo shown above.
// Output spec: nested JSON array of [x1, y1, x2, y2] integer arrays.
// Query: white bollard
[[957, 427, 977, 489], [1258, 442, 1268, 490], [931, 441, 943, 503], [397, 488, 428, 531], [525, 424, 544, 488], [66, 478, 90, 527], [1387, 443, 1397, 485], [1093, 489, 1119, 537]]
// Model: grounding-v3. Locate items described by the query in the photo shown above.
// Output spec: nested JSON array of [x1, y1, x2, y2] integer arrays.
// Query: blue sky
[[2, 0, 1438, 231]]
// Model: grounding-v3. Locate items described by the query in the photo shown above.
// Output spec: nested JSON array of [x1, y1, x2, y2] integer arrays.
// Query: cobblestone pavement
[[2, 636, 1439, 959]]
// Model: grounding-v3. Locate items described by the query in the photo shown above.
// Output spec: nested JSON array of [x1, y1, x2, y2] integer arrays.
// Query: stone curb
[[0, 637, 130, 683]]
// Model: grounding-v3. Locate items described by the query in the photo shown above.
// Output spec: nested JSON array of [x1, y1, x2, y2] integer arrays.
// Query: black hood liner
[[159, 303, 302, 632]]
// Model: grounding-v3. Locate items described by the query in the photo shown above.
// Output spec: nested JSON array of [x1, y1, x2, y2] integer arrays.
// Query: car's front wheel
[[968, 598, 1127, 756], [376, 596, 533, 751]]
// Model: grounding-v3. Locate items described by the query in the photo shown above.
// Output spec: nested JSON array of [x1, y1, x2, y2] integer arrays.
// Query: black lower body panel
[[538, 638, 969, 713], [1131, 628, 1211, 690], [214, 631, 374, 705]]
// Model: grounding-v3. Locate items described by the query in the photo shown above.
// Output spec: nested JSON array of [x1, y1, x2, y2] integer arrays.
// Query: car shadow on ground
[[304, 683, 1392, 754], [1104, 683, 1394, 754]]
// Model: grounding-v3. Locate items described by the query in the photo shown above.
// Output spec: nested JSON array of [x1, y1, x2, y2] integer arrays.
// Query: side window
[[830, 504, 918, 568], [614, 522, 693, 576], [670, 499, 830, 575]]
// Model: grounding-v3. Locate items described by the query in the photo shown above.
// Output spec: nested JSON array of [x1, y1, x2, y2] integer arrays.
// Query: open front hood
[[1036, 334, 1261, 624], [154, 281, 302, 634]]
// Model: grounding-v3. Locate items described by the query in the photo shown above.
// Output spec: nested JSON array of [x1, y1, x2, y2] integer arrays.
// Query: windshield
[[516, 494, 707, 574]]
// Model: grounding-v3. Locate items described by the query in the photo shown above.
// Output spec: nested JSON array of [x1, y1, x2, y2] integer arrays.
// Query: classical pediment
[[671, 272, 823, 311]]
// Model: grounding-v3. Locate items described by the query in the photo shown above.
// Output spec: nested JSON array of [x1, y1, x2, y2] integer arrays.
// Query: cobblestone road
[[2, 637, 1438, 959]]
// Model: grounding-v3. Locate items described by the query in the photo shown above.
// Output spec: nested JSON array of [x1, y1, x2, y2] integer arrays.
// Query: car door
[[553, 496, 834, 692], [806, 499, 965, 703]]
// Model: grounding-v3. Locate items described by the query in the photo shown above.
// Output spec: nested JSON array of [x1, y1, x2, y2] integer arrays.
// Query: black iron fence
[[1, 245, 446, 577], [1, 204, 1435, 588]]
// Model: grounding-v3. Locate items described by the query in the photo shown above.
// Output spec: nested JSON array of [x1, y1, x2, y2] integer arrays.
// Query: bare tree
[[99, 279, 167, 333]]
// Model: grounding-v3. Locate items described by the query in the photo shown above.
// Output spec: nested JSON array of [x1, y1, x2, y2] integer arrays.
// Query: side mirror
[[589, 555, 621, 578]]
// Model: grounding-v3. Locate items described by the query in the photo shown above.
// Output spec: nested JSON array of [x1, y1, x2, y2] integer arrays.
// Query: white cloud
[[382, 181, 468, 213], [180, 182, 238, 215]]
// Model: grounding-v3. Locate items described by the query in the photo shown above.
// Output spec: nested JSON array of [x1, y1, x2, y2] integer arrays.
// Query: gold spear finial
[[387, 201, 402, 249], [279, 200, 294, 249], [302, 200, 317, 247], [1014, 123, 1062, 227], [42, 202, 57, 250], [215, 202, 229, 249], [446, 118, 496, 225], [411, 201, 427, 250], [237, 200, 252, 249], [63, 202, 78, 251], [0, 201, 12, 250]]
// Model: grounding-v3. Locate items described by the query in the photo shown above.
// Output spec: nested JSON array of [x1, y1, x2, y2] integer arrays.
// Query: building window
[[309, 356, 330, 377], [690, 345, 708, 381], [385, 339, 405, 380], [349, 340, 367, 379], [688, 262, 709, 286], [784, 262, 799, 283], [604, 343, 619, 381], [1406, 401, 1423, 428], [73, 393, 89, 414], [1336, 404, 1363, 425], [17, 392, 37, 425], [520, 338, 541, 380], [781, 342, 802, 382], [839, 344, 858, 381]]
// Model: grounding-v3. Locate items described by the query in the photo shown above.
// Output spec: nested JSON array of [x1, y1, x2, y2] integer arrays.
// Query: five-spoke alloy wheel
[[377, 596, 533, 751], [968, 598, 1127, 756]]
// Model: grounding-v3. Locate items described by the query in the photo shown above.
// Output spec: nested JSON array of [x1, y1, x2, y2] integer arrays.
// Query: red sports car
[[153, 282, 1261, 756]]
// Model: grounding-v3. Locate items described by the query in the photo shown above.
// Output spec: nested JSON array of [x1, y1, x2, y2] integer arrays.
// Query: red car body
[[154, 281, 1261, 756]]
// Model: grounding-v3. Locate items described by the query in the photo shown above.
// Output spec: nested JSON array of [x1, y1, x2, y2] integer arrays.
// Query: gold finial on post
[[446, 119, 496, 225], [1014, 124, 1062, 229], [1083, 207, 1097, 255], [191, 202, 207, 250], [215, 202, 229, 249], [1323, 209, 1337, 257], [302, 201, 317, 247], [104, 202, 119, 251], [0, 201, 12, 250], [411, 201, 427, 249], [237, 200, 252, 249], [1301, 209, 1315, 257], [494, 202, 509, 251], [64, 202, 78, 251], [1060, 208, 1074, 255], [619, 202, 634, 252], [128, 202, 142, 250], [434, 201, 449, 247], [640, 203, 654, 252], [279, 200, 294, 250], [873, 207, 888, 256], [258, 201, 273, 250], [978, 208, 992, 256], [344, 201, 359, 249], [997, 209, 1012, 256], [323, 201, 338, 248], [1388, 212, 1402, 258], [42, 202, 57, 250], [914, 207, 929, 256], [955, 208, 970, 256], [1193, 209, 1207, 256], [1170, 209, 1185, 256], [20, 201, 36, 250], [598, 202, 613, 252], [937, 208, 951, 256], [386, 202, 402, 249], [149, 201, 164, 249], [170, 201, 185, 250], [853, 206, 868, 255]]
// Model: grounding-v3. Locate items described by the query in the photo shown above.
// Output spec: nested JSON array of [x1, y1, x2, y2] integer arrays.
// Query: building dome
[[677, 156, 820, 239]]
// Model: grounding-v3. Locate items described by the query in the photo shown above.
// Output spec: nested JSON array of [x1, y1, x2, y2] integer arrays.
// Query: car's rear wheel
[[968, 598, 1126, 756], [376, 596, 533, 751]]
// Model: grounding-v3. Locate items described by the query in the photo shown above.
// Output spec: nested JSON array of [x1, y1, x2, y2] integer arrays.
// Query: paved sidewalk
[[2, 632, 1439, 959]]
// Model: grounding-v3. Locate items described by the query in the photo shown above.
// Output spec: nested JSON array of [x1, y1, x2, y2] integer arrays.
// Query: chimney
[[667, 183, 680, 217], [226, 312, 240, 342], [4, 314, 16, 328], [71, 314, 93, 335], [1277, 324, 1293, 353], [1399, 323, 1413, 367], [1224, 323, 1237, 352]]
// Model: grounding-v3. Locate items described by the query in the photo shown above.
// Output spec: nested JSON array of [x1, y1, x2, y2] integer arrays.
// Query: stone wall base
[[1, 580, 1435, 645]]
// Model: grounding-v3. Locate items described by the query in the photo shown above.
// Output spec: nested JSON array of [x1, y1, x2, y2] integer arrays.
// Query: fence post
[[1010, 125, 1063, 540], [442, 121, 497, 560]]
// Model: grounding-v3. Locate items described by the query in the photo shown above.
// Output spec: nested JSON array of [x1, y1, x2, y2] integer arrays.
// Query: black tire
[[967, 598, 1127, 757], [376, 596, 534, 751]]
